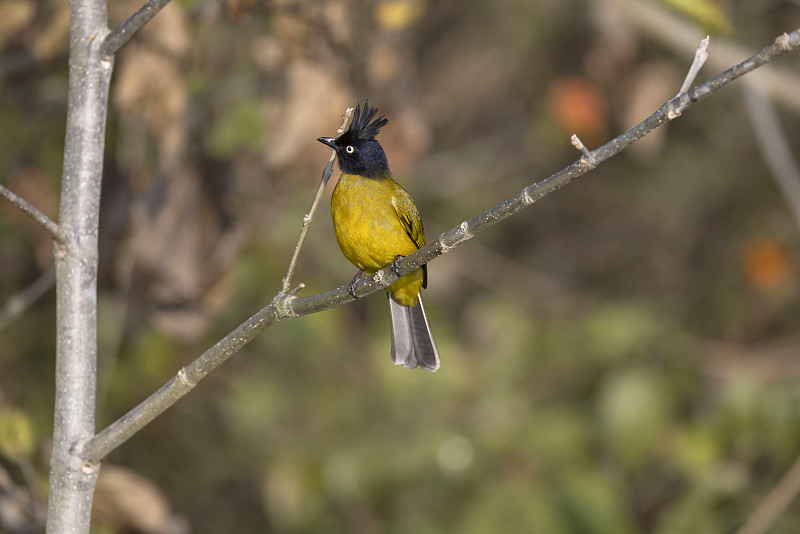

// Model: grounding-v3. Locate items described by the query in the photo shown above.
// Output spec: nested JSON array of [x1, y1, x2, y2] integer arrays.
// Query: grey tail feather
[[388, 294, 441, 372]]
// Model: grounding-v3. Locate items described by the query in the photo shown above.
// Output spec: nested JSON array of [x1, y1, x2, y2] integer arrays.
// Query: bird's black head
[[317, 100, 390, 178]]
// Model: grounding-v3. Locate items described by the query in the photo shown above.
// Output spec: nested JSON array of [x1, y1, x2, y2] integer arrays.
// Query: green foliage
[[658, 0, 733, 34], [560, 468, 636, 534], [459, 481, 568, 534], [598, 368, 674, 466], [206, 99, 265, 157], [0, 407, 35, 459]]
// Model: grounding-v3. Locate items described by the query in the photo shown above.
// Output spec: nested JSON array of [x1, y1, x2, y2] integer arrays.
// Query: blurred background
[[2, 0, 800, 532]]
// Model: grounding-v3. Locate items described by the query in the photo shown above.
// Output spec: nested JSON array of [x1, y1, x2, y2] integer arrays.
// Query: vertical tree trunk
[[47, 0, 113, 532]]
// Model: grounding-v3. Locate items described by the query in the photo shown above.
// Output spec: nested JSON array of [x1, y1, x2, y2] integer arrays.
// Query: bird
[[317, 101, 440, 371]]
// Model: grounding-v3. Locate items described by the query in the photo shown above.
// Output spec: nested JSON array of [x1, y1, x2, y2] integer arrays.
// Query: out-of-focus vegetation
[[2, 0, 800, 532]]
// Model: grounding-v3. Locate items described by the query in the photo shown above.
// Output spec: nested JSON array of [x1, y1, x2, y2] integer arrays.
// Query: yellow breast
[[331, 172, 426, 306], [331, 173, 420, 270]]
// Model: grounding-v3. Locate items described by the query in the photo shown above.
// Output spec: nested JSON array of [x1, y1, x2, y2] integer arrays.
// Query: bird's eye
[[345, 145, 354, 154]]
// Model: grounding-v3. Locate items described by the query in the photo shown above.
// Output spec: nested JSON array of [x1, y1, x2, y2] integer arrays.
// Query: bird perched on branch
[[318, 101, 440, 371]]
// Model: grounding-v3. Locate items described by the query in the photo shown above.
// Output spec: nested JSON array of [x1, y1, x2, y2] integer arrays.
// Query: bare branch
[[0, 184, 66, 243], [80, 27, 800, 465], [47, 0, 114, 530], [744, 83, 800, 231], [611, 0, 800, 116], [100, 0, 173, 57], [676, 35, 710, 96], [83, 299, 283, 463], [733, 452, 800, 534], [0, 268, 56, 333], [570, 134, 599, 166], [280, 108, 354, 294]]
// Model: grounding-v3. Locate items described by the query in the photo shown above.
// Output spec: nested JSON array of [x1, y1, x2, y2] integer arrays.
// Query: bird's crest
[[346, 100, 388, 142]]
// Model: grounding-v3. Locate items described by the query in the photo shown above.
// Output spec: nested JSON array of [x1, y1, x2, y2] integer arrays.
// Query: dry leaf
[[620, 61, 681, 158], [263, 61, 350, 170], [251, 35, 287, 75], [123, 167, 242, 340], [110, 0, 190, 58], [366, 38, 413, 90], [3, 167, 58, 268], [138, 2, 190, 58], [113, 47, 188, 164], [31, 0, 69, 60], [0, 0, 35, 51], [321, 0, 351, 45], [93, 465, 188, 534]]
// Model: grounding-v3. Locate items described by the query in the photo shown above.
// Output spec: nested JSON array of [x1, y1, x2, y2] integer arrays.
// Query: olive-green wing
[[391, 183, 428, 288], [391, 185, 425, 249]]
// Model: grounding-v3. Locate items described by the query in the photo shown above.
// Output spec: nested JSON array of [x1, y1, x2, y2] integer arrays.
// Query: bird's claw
[[348, 270, 364, 298], [391, 255, 404, 277]]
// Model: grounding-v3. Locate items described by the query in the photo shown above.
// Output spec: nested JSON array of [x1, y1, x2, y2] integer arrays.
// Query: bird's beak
[[317, 137, 337, 149]]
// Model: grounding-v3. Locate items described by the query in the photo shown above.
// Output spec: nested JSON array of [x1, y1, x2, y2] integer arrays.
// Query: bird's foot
[[390, 255, 405, 277], [348, 270, 365, 298]]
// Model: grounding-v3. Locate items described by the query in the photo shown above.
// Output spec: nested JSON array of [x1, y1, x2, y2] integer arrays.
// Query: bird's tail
[[388, 294, 440, 371]]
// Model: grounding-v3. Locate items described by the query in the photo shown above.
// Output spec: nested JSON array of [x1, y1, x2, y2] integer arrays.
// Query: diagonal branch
[[733, 452, 800, 534], [744, 83, 800, 231], [80, 27, 800, 465], [100, 0, 173, 57], [358, 29, 800, 295], [676, 35, 710, 96], [611, 0, 800, 116], [0, 267, 56, 333], [280, 108, 354, 294], [0, 184, 66, 243]]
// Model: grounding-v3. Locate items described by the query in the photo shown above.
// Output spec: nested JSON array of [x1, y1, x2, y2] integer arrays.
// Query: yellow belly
[[331, 173, 425, 306]]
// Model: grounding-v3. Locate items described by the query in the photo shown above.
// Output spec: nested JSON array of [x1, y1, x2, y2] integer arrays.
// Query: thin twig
[[733, 453, 800, 534], [83, 300, 282, 463], [570, 134, 598, 166], [0, 184, 66, 244], [0, 268, 56, 333], [80, 27, 800, 465], [743, 83, 800, 231], [610, 0, 800, 116], [279, 107, 353, 294], [100, 0, 173, 57], [677, 35, 710, 96]]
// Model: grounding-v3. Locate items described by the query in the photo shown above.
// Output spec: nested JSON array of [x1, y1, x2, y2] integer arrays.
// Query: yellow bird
[[318, 101, 440, 371]]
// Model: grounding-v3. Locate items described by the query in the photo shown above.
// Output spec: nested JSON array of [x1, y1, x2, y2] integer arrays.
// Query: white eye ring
[[345, 145, 354, 154]]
